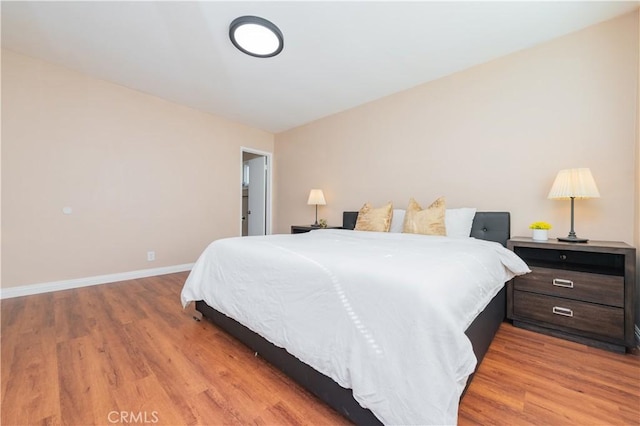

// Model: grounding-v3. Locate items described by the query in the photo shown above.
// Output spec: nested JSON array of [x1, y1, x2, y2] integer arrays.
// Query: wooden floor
[[1, 272, 638, 425]]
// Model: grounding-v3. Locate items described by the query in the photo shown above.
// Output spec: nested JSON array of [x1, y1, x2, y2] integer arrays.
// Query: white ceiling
[[2, 1, 638, 133]]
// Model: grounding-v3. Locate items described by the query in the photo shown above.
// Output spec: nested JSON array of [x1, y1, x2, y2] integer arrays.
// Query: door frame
[[240, 147, 272, 236]]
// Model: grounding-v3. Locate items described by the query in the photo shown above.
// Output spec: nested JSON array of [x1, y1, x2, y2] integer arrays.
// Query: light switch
[[62, 207, 73, 215]]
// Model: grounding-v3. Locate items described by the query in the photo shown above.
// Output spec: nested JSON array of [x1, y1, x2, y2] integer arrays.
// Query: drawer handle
[[552, 306, 574, 317], [552, 278, 574, 288]]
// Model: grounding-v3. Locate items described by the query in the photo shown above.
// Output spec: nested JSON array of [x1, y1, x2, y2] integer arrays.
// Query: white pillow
[[445, 208, 477, 238], [389, 209, 406, 233]]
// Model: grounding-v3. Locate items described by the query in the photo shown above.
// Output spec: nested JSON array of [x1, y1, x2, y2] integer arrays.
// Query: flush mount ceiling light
[[229, 16, 283, 58]]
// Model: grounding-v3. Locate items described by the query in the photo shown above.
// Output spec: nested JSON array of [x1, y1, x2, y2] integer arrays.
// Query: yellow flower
[[529, 221, 552, 230]]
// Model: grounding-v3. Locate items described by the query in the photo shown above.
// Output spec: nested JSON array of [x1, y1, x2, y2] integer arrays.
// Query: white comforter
[[181, 229, 529, 425]]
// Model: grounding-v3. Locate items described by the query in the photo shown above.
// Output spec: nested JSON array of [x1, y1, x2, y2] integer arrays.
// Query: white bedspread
[[181, 229, 529, 425]]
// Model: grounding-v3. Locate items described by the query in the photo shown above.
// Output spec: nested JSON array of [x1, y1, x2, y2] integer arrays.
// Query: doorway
[[241, 148, 272, 236]]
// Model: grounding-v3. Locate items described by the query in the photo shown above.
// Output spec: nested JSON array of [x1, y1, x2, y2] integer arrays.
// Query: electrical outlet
[[147, 251, 155, 262]]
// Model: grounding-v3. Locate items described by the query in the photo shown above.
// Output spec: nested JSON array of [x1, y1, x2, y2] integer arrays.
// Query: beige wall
[[275, 13, 638, 248], [1, 49, 274, 288]]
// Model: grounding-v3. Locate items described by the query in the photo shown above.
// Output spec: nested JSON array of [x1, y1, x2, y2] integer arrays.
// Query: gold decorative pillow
[[402, 197, 446, 236], [354, 202, 393, 232]]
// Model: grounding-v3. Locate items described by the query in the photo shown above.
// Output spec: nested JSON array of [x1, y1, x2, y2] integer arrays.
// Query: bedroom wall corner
[[1, 49, 274, 290], [0, 49, 3, 289]]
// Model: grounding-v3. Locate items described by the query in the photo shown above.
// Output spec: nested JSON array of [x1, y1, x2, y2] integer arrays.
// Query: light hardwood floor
[[1, 272, 638, 425]]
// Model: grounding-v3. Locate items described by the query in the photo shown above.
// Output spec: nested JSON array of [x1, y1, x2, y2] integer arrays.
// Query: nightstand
[[291, 225, 342, 234], [507, 237, 635, 353]]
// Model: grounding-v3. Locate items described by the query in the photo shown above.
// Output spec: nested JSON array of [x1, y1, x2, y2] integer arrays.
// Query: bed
[[181, 211, 529, 425]]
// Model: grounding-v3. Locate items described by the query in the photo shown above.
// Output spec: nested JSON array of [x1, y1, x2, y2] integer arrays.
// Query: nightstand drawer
[[513, 266, 624, 307], [513, 291, 624, 340]]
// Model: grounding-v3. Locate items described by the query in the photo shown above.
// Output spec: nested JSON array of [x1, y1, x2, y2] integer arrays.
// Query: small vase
[[532, 229, 548, 241]]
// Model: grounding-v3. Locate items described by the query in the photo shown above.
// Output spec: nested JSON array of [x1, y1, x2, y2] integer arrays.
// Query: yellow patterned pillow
[[402, 197, 446, 235], [354, 202, 393, 232]]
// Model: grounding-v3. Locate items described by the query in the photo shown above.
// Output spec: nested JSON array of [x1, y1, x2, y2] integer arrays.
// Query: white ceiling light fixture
[[229, 16, 284, 58]]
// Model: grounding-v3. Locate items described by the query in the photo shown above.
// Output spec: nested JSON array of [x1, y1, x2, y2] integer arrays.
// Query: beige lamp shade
[[547, 167, 599, 243], [307, 189, 326, 205], [547, 168, 600, 200]]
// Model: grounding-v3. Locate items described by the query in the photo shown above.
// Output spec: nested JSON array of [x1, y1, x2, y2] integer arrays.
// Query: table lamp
[[307, 189, 326, 227], [548, 168, 600, 243]]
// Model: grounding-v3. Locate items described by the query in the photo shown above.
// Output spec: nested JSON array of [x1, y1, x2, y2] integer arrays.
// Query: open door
[[241, 148, 271, 236], [246, 156, 266, 236]]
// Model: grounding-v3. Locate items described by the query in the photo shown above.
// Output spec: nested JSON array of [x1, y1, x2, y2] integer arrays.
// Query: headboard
[[342, 211, 511, 247]]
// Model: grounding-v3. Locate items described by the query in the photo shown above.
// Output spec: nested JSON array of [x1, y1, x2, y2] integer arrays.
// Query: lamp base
[[309, 224, 321, 228], [557, 236, 589, 243]]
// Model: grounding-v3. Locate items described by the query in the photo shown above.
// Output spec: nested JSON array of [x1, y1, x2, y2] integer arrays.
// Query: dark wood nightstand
[[291, 225, 343, 234], [507, 237, 635, 353]]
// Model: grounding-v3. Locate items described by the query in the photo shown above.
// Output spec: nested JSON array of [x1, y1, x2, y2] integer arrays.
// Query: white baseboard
[[0, 263, 194, 299]]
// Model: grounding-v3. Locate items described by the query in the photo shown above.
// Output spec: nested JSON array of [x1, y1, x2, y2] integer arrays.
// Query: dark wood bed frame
[[195, 211, 511, 425]]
